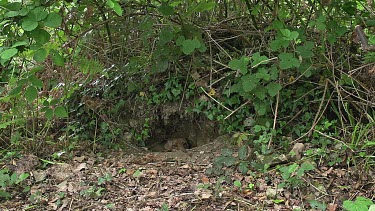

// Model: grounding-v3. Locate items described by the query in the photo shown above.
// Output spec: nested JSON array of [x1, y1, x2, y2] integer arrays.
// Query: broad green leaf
[[22, 18, 38, 31], [251, 52, 268, 67], [280, 29, 291, 37], [112, 1, 123, 16], [241, 74, 259, 92], [279, 53, 300, 69], [50, 50, 65, 66], [33, 48, 48, 63], [270, 38, 289, 51], [238, 145, 248, 160], [28, 7, 48, 21], [194, 1, 216, 12], [16, 173, 29, 184], [25, 86, 38, 102], [158, 2, 174, 16], [296, 41, 314, 58], [28, 28, 51, 45], [253, 85, 267, 100], [255, 68, 270, 80], [28, 74, 43, 88], [106, 0, 114, 7], [238, 162, 249, 174], [12, 41, 28, 48], [45, 108, 53, 120], [253, 99, 267, 115], [4, 11, 19, 18], [55, 106, 68, 118], [266, 83, 282, 97], [8, 85, 22, 96], [0, 48, 18, 60], [181, 39, 201, 55], [19, 8, 29, 16], [5, 2, 21, 10], [44, 12, 62, 28], [228, 56, 250, 75]]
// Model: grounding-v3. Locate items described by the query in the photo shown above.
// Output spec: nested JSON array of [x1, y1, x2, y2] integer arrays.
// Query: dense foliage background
[[0, 0, 374, 208]]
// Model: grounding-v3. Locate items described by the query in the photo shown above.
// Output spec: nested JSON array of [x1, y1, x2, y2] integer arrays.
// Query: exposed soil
[[1, 137, 374, 211]]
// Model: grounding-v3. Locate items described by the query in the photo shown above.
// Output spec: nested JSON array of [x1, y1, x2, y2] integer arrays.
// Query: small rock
[[289, 143, 305, 160], [266, 188, 277, 199]]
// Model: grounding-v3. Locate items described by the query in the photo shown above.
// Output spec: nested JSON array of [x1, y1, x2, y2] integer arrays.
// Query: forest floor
[[0, 139, 374, 211]]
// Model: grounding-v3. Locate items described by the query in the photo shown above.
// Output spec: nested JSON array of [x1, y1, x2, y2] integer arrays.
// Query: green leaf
[[50, 50, 65, 66], [28, 74, 43, 88], [279, 53, 300, 69], [44, 12, 62, 28], [241, 74, 259, 92], [343, 197, 373, 211], [4, 11, 19, 18], [238, 162, 249, 174], [132, 169, 142, 178], [33, 48, 48, 62], [238, 145, 248, 160], [28, 7, 48, 21], [253, 99, 267, 115], [228, 56, 250, 75], [194, 1, 216, 12], [251, 52, 268, 67], [27, 28, 51, 45], [296, 41, 314, 58], [112, 1, 123, 16], [255, 68, 270, 80], [8, 85, 22, 96], [0, 48, 18, 61], [266, 83, 282, 97], [5, 2, 21, 10], [55, 106, 68, 118], [221, 148, 233, 156], [158, 2, 174, 16], [16, 173, 29, 184], [270, 38, 289, 51], [45, 108, 53, 120], [233, 180, 241, 188], [25, 86, 38, 102], [253, 85, 267, 100], [181, 39, 201, 55], [22, 18, 38, 31], [12, 41, 28, 48]]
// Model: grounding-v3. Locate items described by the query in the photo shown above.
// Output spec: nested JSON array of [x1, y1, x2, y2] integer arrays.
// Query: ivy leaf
[[238, 145, 248, 160], [253, 85, 267, 100], [251, 52, 268, 67], [28, 7, 48, 21], [270, 38, 289, 51], [181, 39, 201, 55], [25, 86, 38, 102], [296, 41, 314, 58], [44, 12, 62, 28], [158, 2, 174, 16], [279, 52, 300, 69], [22, 18, 38, 31], [253, 99, 267, 115], [255, 68, 270, 81], [54, 106, 68, 118], [238, 162, 249, 174], [28, 74, 43, 88], [241, 74, 259, 92], [0, 48, 18, 61], [266, 83, 282, 97], [228, 56, 250, 75], [33, 48, 48, 62]]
